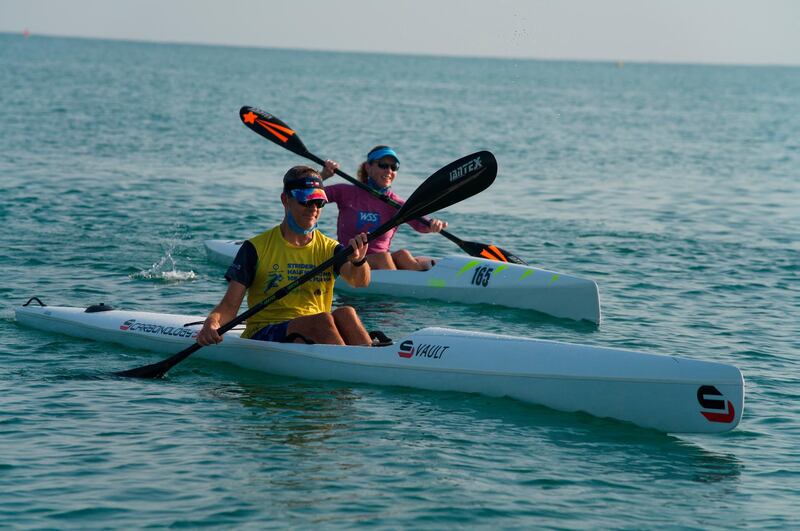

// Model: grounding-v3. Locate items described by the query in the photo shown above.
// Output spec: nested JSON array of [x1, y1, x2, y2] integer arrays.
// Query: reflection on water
[[204, 376, 362, 447], [200, 363, 742, 487], [683, 445, 743, 484]]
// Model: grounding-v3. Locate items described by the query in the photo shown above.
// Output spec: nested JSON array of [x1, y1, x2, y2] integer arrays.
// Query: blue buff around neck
[[286, 212, 317, 236], [368, 177, 390, 194]]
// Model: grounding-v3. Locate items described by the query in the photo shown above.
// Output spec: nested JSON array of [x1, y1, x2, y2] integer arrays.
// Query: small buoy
[[23, 28, 30, 38]]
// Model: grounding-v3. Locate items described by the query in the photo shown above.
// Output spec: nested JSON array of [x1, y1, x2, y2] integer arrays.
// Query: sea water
[[1, 33, 799, 528]]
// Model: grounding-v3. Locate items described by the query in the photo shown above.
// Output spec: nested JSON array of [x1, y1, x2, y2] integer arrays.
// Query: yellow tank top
[[243, 225, 340, 338]]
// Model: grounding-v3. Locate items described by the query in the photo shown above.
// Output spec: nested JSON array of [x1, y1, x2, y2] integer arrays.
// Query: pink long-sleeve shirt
[[324, 183, 432, 254]]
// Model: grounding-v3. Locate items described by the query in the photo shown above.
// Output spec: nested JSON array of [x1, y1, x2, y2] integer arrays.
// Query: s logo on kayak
[[449, 156, 483, 182], [697, 385, 736, 423], [398, 340, 414, 358], [397, 340, 449, 360]]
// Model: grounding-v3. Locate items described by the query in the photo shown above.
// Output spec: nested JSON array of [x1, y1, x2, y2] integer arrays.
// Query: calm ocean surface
[[1, 33, 799, 528]]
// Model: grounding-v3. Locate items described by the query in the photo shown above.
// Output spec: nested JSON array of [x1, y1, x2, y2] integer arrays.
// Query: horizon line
[[2, 30, 799, 69]]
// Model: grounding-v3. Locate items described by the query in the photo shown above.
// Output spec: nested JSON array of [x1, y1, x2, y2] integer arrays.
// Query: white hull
[[16, 304, 744, 434], [204, 239, 602, 324]]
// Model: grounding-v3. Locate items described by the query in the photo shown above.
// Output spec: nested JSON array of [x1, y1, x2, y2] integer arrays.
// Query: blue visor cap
[[367, 147, 400, 163], [285, 175, 328, 203]]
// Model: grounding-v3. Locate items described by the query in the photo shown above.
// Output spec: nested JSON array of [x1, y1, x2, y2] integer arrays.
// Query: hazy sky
[[1, 0, 798, 66]]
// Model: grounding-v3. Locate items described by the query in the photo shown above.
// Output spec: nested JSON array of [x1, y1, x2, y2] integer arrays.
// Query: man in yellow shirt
[[197, 166, 371, 346]]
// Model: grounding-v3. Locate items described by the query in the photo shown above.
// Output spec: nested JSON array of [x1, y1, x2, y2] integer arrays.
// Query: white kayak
[[204, 239, 602, 324], [15, 303, 744, 434]]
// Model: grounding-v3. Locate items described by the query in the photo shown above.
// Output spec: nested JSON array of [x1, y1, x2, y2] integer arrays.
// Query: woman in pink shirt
[[321, 146, 448, 270]]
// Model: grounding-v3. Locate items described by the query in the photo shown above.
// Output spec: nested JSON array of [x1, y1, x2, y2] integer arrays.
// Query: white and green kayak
[[15, 302, 744, 434], [204, 239, 602, 324]]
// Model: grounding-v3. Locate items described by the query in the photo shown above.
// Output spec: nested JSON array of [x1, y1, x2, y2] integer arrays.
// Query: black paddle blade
[[455, 240, 527, 265], [239, 106, 310, 158], [115, 343, 200, 379], [115, 361, 169, 379], [395, 151, 497, 225]]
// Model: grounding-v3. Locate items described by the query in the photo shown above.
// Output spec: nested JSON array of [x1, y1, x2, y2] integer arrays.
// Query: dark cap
[[283, 165, 322, 188]]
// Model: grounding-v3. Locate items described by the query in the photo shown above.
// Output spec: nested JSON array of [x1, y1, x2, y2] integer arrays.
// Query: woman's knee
[[367, 252, 395, 270], [392, 249, 413, 262], [391, 249, 423, 270]]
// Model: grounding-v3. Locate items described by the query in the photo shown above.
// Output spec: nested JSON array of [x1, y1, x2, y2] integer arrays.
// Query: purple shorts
[[250, 320, 290, 342]]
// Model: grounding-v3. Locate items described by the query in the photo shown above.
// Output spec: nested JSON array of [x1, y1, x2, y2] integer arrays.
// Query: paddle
[[116, 150, 498, 379], [240, 106, 527, 265]]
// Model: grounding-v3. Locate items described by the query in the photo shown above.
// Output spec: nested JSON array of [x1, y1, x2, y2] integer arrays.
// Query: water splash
[[130, 250, 197, 282]]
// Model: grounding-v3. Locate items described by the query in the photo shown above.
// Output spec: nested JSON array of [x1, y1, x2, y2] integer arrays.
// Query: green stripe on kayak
[[428, 279, 447, 288], [456, 260, 480, 276]]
